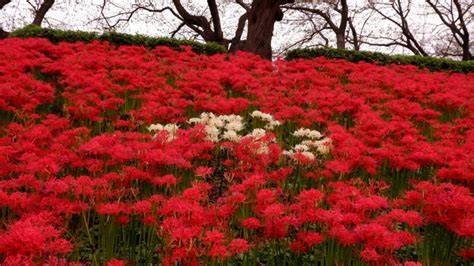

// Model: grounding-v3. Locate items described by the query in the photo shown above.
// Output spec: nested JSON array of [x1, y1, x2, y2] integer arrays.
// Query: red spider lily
[[1, 37, 473, 265], [228, 239, 250, 255], [404, 181, 474, 236], [0, 213, 72, 258], [241, 217, 262, 230]]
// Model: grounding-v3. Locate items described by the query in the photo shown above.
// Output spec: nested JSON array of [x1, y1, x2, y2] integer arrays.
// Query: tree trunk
[[461, 41, 472, 61], [244, 0, 283, 60], [348, 18, 360, 51], [32, 0, 55, 26], [456, 1, 472, 61], [336, 32, 345, 49], [337, 0, 348, 50]]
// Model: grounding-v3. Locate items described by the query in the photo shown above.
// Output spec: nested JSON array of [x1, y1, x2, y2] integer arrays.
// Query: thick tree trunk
[[336, 32, 345, 50], [244, 0, 281, 59], [32, 0, 55, 26], [461, 41, 472, 61], [245, 0, 294, 59], [337, 0, 348, 50]]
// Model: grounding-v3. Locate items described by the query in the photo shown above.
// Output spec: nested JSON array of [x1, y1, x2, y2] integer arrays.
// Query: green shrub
[[286, 47, 474, 73], [10, 25, 226, 55], [10, 25, 98, 43]]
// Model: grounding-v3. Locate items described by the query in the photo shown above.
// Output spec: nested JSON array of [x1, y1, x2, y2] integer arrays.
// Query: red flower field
[[0, 38, 473, 265]]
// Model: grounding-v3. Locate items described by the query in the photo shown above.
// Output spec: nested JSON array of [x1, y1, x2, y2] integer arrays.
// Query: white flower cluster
[[147, 123, 179, 142], [187, 112, 277, 155], [301, 138, 332, 155], [248, 128, 266, 140], [292, 128, 322, 140], [250, 110, 281, 130], [189, 112, 245, 142], [145, 112, 330, 162], [284, 128, 332, 162]]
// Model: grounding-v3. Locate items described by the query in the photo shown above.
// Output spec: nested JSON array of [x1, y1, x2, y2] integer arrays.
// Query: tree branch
[[425, 0, 472, 60], [170, 22, 186, 38], [172, 0, 215, 41], [207, 0, 223, 40], [102, 4, 179, 30], [286, 6, 339, 32], [348, 17, 359, 50], [32, 0, 55, 26], [229, 13, 248, 53], [235, 0, 250, 12], [367, 0, 427, 56]]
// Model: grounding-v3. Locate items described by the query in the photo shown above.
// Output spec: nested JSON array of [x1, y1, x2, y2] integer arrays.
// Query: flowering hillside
[[0, 38, 473, 265]]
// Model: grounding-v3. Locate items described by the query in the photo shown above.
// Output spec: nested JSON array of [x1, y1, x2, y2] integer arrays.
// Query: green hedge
[[9, 25, 226, 55], [286, 47, 474, 73]]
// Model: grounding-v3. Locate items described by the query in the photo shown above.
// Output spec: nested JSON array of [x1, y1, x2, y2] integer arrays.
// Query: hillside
[[0, 37, 473, 265]]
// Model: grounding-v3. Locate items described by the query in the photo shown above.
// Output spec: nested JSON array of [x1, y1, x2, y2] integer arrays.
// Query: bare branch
[[425, 0, 472, 60], [229, 13, 248, 53], [366, 0, 427, 56], [347, 17, 359, 50], [169, 22, 185, 38], [286, 6, 339, 32], [285, 0, 352, 49], [101, 4, 179, 31], [277, 23, 331, 56], [32, 0, 55, 26], [235, 0, 250, 11], [172, 0, 216, 41], [207, 0, 223, 39]]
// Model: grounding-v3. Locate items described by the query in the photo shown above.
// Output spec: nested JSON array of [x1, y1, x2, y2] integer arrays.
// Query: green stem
[[81, 211, 99, 265]]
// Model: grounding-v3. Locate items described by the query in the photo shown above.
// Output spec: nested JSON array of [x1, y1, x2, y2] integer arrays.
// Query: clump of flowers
[[147, 123, 180, 142], [0, 38, 472, 266], [250, 110, 281, 130], [283, 128, 333, 162], [189, 112, 245, 142]]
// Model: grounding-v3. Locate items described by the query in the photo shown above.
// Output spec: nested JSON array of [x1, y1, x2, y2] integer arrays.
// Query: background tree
[[425, 0, 472, 60], [365, 0, 428, 56], [99, 0, 296, 59], [286, 0, 351, 50], [244, 0, 295, 58], [28, 0, 56, 26], [274, 10, 332, 55], [1, 0, 472, 60], [0, 0, 55, 38], [275, 0, 371, 54]]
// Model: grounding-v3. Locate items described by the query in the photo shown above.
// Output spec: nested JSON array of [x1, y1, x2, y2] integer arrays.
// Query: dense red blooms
[[404, 181, 474, 236], [0, 213, 72, 257], [0, 38, 472, 264], [228, 239, 250, 255], [241, 217, 262, 230]]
